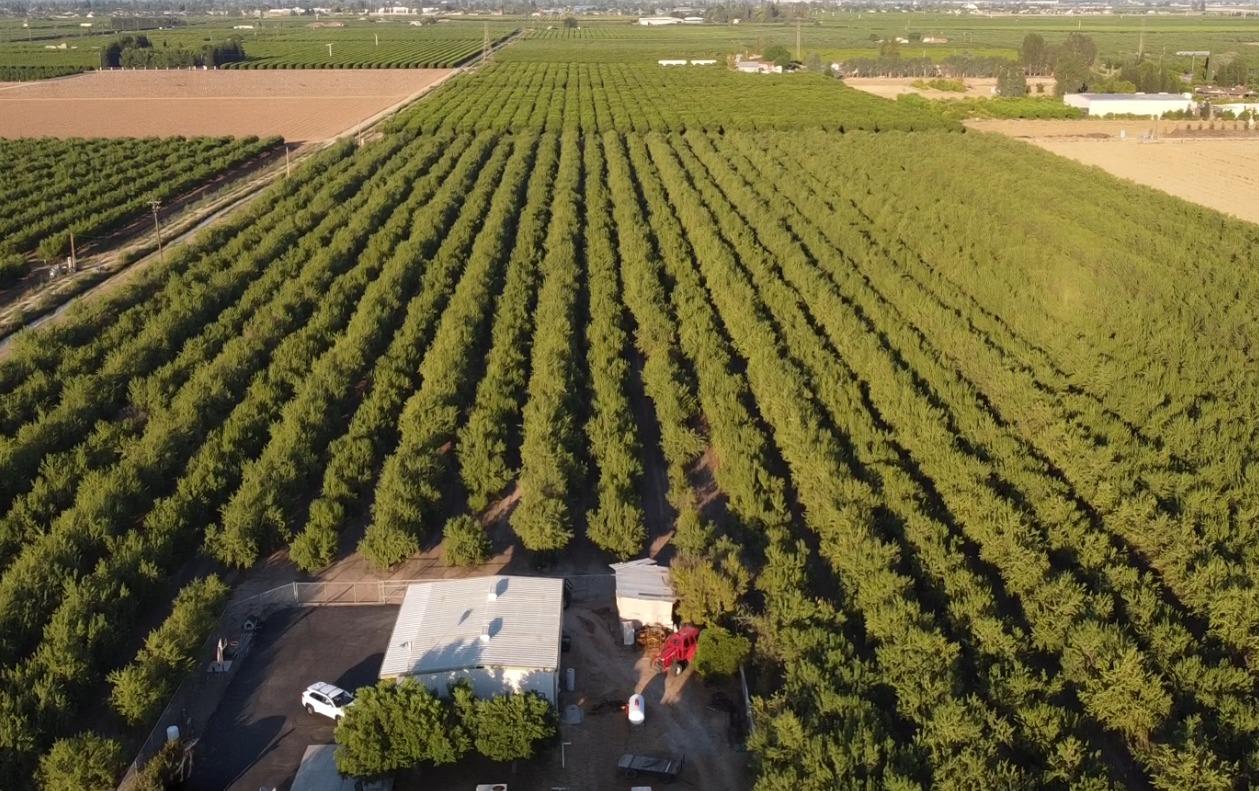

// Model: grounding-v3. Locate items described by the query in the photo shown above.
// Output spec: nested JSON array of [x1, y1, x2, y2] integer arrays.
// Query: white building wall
[[1087, 98, 1194, 117], [411, 666, 559, 705], [616, 594, 674, 627]]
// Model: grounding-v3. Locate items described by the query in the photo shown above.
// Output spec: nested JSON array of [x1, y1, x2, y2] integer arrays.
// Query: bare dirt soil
[[0, 69, 454, 141], [1025, 138, 1259, 225], [845, 75, 1055, 100], [967, 117, 1259, 139]]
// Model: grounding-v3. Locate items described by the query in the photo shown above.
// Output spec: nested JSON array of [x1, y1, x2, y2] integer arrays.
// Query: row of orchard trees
[[0, 135, 280, 260], [0, 135, 438, 785], [2, 62, 1259, 791], [392, 61, 957, 137]]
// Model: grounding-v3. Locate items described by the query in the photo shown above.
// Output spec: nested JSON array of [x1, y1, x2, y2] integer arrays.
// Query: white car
[[301, 682, 355, 721]]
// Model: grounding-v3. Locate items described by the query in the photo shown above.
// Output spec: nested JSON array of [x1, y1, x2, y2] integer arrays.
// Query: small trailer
[[617, 753, 685, 783]]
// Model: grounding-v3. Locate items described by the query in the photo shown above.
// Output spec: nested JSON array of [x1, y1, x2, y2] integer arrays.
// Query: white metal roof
[[610, 558, 674, 601], [379, 576, 563, 678]]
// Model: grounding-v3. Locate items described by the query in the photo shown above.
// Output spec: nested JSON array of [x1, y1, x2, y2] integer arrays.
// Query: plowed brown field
[[0, 69, 455, 141], [1001, 136, 1259, 225]]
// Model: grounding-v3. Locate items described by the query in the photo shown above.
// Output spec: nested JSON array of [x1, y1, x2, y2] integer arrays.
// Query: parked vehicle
[[654, 625, 700, 675], [617, 752, 685, 783], [301, 682, 355, 721]]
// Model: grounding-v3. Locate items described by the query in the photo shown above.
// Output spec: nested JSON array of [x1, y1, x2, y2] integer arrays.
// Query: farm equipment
[[652, 625, 700, 675]]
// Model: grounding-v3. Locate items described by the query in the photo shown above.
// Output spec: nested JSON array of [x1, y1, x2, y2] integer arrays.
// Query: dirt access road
[[0, 69, 454, 141]]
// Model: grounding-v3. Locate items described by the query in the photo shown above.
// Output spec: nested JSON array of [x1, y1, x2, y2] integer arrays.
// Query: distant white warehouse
[[1064, 92, 1195, 117], [379, 576, 564, 704], [639, 15, 681, 25]]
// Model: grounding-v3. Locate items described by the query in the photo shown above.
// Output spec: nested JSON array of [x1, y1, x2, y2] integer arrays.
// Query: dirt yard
[[966, 117, 1259, 139], [0, 69, 455, 141], [844, 75, 1055, 100], [400, 603, 751, 791]]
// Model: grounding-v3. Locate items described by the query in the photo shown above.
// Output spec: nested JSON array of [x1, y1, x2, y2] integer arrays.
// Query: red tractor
[[654, 625, 700, 675]]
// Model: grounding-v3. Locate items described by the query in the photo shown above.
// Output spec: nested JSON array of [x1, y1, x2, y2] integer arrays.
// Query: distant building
[[736, 57, 782, 74], [922, 35, 949, 43], [372, 5, 416, 14], [638, 16, 681, 25], [1064, 92, 1195, 117], [379, 576, 564, 705], [690, 58, 716, 65], [658, 59, 688, 66], [682, 15, 704, 23]]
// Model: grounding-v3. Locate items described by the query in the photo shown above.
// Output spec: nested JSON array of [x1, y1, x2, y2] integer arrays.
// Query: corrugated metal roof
[[610, 558, 674, 601], [379, 576, 563, 678]]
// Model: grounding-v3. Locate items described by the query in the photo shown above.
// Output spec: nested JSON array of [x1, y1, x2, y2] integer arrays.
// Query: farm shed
[[379, 576, 564, 705], [1063, 92, 1195, 117], [611, 558, 676, 627]]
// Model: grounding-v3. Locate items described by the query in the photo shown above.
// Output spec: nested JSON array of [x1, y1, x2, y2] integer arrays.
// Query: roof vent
[[487, 583, 497, 602]]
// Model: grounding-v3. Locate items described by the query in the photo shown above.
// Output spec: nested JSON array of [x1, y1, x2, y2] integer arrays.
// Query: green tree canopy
[[996, 63, 1028, 97], [441, 514, 491, 567], [466, 691, 556, 761], [1020, 33, 1048, 73], [694, 624, 752, 678], [764, 44, 793, 68], [37, 734, 122, 791], [334, 680, 470, 777], [1058, 32, 1097, 67]]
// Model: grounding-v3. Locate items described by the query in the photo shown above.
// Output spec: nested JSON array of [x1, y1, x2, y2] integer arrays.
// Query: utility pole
[[374, 33, 378, 47], [795, 18, 802, 62], [284, 144, 291, 178], [150, 200, 164, 263], [482, 22, 491, 63], [68, 231, 77, 273]]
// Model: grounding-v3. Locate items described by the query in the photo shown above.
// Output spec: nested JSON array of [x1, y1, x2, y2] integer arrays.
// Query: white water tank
[[565, 667, 576, 691], [627, 693, 645, 725]]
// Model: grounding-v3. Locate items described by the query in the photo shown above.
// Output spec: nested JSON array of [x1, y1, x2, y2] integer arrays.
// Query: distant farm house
[[735, 56, 782, 75], [638, 16, 682, 26], [658, 58, 718, 66], [1064, 92, 1196, 117]]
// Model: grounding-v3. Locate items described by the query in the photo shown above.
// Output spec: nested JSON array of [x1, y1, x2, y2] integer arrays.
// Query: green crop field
[[0, 17, 516, 72], [0, 136, 281, 260], [2, 23, 1259, 791]]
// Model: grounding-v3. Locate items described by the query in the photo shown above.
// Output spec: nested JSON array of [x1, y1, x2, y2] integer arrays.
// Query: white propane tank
[[566, 666, 576, 691], [627, 693, 645, 726], [165, 725, 180, 743]]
